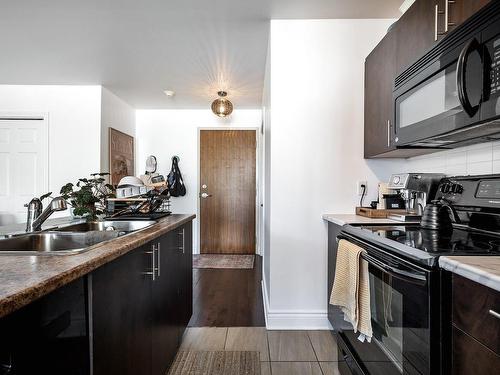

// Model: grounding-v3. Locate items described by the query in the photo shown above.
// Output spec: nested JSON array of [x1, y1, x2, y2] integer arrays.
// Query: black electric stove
[[334, 174, 500, 375], [363, 225, 500, 254], [343, 174, 500, 269]]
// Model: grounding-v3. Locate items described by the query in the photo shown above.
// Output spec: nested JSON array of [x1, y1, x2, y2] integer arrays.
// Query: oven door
[[393, 34, 484, 148], [336, 235, 439, 375]]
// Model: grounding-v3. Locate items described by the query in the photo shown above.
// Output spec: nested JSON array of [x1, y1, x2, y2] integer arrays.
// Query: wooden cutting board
[[356, 207, 407, 218]]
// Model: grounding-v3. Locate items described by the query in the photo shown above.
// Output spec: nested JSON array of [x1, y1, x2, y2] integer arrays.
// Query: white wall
[[100, 87, 136, 175], [0, 85, 102, 220], [265, 19, 407, 329], [406, 142, 500, 176], [136, 109, 262, 254], [262, 37, 272, 310]]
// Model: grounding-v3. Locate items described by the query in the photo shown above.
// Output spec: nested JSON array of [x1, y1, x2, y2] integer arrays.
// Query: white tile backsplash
[[406, 141, 500, 176]]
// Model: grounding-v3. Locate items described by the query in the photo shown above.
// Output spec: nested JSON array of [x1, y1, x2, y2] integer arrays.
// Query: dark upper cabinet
[[394, 0, 491, 76], [364, 0, 492, 158], [450, 0, 491, 28], [364, 30, 397, 158], [395, 0, 437, 76], [92, 243, 153, 375]]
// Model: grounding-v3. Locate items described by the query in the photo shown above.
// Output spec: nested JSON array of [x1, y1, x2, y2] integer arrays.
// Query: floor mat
[[193, 255, 255, 269], [168, 351, 260, 375]]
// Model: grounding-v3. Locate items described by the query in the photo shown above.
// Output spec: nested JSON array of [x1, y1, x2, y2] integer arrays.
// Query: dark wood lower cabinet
[[0, 221, 193, 375], [152, 230, 180, 374], [450, 273, 500, 374], [0, 278, 89, 375], [93, 222, 193, 375], [152, 223, 193, 373], [91, 243, 153, 375], [178, 223, 193, 334], [452, 326, 500, 375]]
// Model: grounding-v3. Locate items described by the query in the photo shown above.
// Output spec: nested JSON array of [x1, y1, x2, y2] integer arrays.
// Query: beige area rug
[[193, 255, 255, 269], [168, 351, 260, 375]]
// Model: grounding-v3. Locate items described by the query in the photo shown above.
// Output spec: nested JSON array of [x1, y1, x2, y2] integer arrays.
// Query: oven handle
[[337, 235, 428, 285], [457, 37, 482, 117], [361, 252, 427, 285]]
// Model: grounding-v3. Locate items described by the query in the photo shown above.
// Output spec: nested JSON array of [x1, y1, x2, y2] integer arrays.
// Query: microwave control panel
[[490, 38, 500, 95]]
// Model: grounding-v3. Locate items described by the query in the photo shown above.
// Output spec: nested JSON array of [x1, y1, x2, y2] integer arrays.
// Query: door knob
[[200, 192, 212, 198]]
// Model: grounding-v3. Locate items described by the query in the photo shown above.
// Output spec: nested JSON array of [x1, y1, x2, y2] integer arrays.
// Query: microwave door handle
[[457, 38, 481, 117], [362, 252, 427, 285]]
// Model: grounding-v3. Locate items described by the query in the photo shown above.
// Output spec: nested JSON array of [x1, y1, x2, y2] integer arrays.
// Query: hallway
[[189, 255, 265, 327]]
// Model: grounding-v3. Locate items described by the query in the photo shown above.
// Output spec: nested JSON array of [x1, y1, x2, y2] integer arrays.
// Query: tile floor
[[179, 327, 341, 375]]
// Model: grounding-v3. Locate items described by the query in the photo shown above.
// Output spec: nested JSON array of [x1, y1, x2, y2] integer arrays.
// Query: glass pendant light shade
[[211, 91, 233, 117]]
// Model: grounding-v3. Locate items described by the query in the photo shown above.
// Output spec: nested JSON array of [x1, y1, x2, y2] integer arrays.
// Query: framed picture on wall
[[109, 127, 135, 186]]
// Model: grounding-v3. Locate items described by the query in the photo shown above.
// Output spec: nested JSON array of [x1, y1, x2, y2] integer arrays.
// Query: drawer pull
[[488, 309, 500, 319]]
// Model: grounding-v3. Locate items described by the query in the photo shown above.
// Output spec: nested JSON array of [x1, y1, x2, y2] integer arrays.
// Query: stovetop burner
[[361, 225, 500, 255]]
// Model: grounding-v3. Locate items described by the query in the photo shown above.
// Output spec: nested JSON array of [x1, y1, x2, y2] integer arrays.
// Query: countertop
[[0, 214, 195, 318], [439, 256, 500, 293], [322, 213, 407, 226]]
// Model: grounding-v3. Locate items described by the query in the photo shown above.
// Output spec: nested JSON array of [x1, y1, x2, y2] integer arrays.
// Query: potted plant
[[60, 172, 115, 221]]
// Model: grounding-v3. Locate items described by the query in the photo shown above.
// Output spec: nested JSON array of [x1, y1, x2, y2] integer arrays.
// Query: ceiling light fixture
[[163, 90, 175, 97], [211, 91, 233, 118]]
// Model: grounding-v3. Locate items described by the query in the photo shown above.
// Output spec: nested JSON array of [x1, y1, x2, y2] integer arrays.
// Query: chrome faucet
[[25, 197, 67, 232]]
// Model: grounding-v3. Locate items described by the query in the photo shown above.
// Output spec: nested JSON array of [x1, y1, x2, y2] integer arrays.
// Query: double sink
[[0, 220, 157, 255]]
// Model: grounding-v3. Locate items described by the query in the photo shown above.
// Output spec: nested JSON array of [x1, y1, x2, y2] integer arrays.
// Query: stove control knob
[[450, 184, 463, 194]]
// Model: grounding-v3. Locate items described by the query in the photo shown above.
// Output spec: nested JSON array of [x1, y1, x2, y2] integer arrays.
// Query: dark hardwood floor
[[188, 255, 266, 327]]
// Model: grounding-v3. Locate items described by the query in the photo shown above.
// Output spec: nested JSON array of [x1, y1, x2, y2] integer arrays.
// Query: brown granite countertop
[[0, 214, 195, 318]]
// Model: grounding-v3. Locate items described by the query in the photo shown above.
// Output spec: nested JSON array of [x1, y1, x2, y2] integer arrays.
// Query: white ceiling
[[0, 0, 402, 109]]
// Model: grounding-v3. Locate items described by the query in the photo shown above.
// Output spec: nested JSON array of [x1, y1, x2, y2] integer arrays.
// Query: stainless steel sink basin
[[0, 231, 121, 255], [55, 220, 157, 233]]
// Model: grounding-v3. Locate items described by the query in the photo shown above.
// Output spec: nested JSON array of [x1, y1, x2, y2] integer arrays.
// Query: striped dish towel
[[330, 239, 372, 342]]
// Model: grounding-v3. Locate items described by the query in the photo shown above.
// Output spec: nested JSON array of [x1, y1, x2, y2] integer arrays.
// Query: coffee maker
[[387, 173, 445, 222]]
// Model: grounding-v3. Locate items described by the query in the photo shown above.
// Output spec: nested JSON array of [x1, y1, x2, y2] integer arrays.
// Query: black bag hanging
[[167, 156, 186, 197]]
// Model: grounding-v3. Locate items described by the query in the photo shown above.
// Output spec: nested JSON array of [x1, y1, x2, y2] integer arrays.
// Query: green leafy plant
[[60, 172, 115, 220]]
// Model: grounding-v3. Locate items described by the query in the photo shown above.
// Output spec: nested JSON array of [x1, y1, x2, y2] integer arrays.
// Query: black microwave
[[393, 1, 500, 149]]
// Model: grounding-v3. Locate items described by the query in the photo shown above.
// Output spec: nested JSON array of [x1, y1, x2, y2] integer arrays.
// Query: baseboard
[[261, 279, 332, 330], [261, 279, 270, 328]]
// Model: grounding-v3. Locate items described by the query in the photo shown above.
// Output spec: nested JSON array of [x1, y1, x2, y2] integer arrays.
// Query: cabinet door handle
[[489, 309, 500, 319], [387, 120, 391, 147], [444, 0, 455, 33], [157, 242, 161, 277], [143, 244, 156, 281], [178, 228, 185, 254], [435, 4, 439, 41]]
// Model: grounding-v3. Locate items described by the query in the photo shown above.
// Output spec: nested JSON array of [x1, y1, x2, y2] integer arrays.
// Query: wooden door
[[364, 30, 397, 158], [200, 130, 256, 254]]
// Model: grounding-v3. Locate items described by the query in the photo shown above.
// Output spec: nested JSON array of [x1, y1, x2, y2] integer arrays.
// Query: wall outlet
[[357, 181, 367, 196]]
